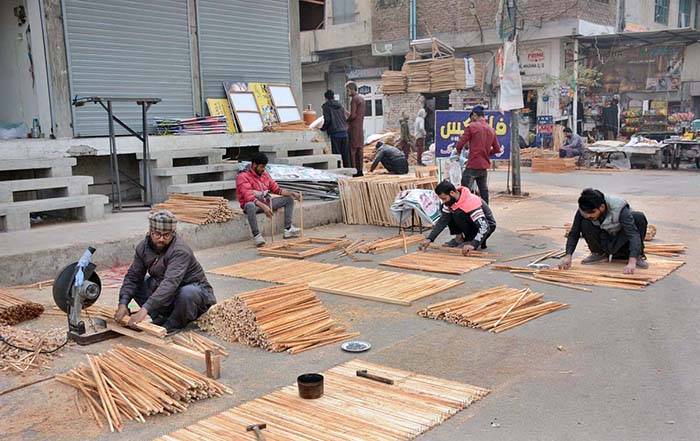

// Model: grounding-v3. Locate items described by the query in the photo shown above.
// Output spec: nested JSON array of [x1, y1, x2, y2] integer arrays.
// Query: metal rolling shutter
[[197, 0, 291, 101], [63, 0, 195, 137]]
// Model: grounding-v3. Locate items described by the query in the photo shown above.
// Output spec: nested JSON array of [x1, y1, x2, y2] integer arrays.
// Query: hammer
[[246, 423, 267, 440]]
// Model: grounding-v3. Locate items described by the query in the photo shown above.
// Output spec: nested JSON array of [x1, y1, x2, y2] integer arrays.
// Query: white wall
[[682, 43, 700, 81], [0, 0, 41, 131], [625, 0, 682, 30]]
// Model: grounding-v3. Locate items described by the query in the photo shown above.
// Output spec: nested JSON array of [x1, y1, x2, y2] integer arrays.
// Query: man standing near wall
[[346, 82, 366, 177], [321, 89, 351, 169], [455, 105, 501, 203]]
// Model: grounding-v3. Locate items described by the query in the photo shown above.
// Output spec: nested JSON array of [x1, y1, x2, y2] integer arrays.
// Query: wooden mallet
[[246, 423, 267, 440]]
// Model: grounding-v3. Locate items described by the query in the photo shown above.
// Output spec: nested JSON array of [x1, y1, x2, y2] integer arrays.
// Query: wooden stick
[[300, 198, 304, 238], [401, 228, 408, 254], [500, 249, 552, 263], [0, 375, 55, 397], [512, 274, 593, 292], [490, 289, 528, 330]]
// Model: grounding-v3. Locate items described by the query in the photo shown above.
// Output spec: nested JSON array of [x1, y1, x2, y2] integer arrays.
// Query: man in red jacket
[[235, 152, 302, 246], [455, 105, 501, 203]]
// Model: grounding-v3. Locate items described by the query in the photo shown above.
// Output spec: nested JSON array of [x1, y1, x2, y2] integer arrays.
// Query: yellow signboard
[[206, 98, 237, 133], [248, 83, 279, 127]]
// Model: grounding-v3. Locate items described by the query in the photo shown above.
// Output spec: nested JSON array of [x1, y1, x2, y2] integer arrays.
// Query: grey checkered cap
[[149, 209, 177, 232]]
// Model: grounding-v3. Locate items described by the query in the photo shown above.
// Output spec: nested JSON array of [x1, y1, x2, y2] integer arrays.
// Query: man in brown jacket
[[346, 81, 366, 177], [114, 210, 216, 334]]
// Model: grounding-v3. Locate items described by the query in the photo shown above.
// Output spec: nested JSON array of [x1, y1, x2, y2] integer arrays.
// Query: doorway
[[356, 79, 384, 138]]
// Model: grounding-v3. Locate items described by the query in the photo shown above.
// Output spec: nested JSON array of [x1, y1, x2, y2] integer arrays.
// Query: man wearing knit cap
[[114, 210, 216, 334]]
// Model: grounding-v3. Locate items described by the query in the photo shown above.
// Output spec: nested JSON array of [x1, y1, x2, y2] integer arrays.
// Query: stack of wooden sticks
[[641, 243, 686, 257], [531, 157, 577, 173], [171, 332, 228, 356], [152, 194, 237, 225], [0, 290, 44, 325], [381, 70, 407, 94], [263, 121, 309, 131], [56, 345, 231, 432], [0, 325, 66, 373], [198, 284, 357, 354], [84, 305, 166, 338], [418, 285, 568, 333], [354, 235, 425, 254]]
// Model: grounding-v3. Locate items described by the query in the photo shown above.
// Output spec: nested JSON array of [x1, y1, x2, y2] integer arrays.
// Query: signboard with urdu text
[[435, 110, 511, 160]]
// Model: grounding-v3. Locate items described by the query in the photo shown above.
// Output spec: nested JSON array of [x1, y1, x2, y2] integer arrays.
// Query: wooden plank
[[105, 324, 205, 361], [380, 251, 493, 275]]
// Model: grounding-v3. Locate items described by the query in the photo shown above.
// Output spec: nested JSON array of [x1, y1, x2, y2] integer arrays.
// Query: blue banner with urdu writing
[[435, 110, 511, 159]]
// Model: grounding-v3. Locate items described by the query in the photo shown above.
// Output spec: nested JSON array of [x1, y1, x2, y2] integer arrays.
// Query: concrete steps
[[270, 154, 341, 170], [137, 148, 224, 168], [259, 142, 328, 159], [150, 163, 239, 203], [0, 176, 93, 203], [168, 180, 236, 199], [0, 194, 107, 232], [0, 158, 76, 178]]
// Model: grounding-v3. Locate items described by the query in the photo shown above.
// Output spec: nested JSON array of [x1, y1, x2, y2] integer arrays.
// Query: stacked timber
[[84, 305, 166, 338], [418, 285, 568, 333], [531, 157, 577, 173], [56, 345, 231, 432], [381, 70, 407, 94], [642, 243, 686, 257], [380, 250, 494, 275], [152, 194, 236, 225], [0, 290, 44, 325], [0, 326, 66, 373], [154, 359, 490, 441], [338, 175, 437, 226], [429, 58, 458, 92], [263, 121, 308, 131], [171, 332, 228, 356], [198, 284, 357, 354], [405, 60, 432, 93], [455, 57, 484, 90], [357, 235, 425, 254]]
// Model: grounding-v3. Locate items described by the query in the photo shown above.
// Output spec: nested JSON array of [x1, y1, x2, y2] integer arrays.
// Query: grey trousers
[[244, 196, 294, 236], [133, 277, 212, 330]]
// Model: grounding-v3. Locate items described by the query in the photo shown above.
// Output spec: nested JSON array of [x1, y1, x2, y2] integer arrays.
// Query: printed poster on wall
[[435, 110, 511, 160]]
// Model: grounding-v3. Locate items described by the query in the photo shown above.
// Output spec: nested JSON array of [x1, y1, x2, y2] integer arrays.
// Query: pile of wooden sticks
[[418, 285, 568, 333], [341, 234, 425, 255], [563, 223, 658, 241], [56, 345, 231, 432], [338, 175, 436, 226], [0, 290, 44, 325], [84, 305, 166, 338], [171, 332, 228, 356], [152, 194, 237, 225], [0, 325, 66, 373], [198, 284, 357, 354], [531, 157, 577, 173], [643, 243, 687, 257]]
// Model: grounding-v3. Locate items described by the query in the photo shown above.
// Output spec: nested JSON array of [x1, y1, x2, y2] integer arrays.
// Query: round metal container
[[297, 373, 324, 399]]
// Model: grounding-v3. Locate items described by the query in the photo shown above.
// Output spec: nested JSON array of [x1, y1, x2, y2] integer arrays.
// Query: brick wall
[[449, 89, 490, 110], [579, 0, 617, 27], [372, 0, 410, 42], [384, 93, 425, 130]]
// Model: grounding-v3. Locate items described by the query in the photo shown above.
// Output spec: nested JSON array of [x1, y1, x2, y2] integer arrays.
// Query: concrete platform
[[0, 194, 107, 232], [137, 148, 224, 168], [0, 176, 92, 203], [0, 158, 76, 178], [0, 199, 341, 285], [259, 142, 327, 158], [167, 180, 237, 198], [151, 164, 239, 203], [270, 154, 341, 169]]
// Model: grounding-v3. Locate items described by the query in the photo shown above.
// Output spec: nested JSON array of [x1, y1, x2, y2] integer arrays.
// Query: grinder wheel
[[52, 262, 101, 314]]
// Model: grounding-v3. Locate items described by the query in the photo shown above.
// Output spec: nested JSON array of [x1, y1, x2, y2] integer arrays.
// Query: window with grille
[[379, 0, 398, 7], [333, 0, 356, 25], [679, 0, 691, 26], [655, 0, 669, 24]]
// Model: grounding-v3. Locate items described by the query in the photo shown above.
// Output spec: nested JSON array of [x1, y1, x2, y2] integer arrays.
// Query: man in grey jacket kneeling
[[114, 210, 216, 335]]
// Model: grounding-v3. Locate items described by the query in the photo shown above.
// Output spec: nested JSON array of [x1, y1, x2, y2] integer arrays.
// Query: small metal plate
[[341, 341, 371, 353]]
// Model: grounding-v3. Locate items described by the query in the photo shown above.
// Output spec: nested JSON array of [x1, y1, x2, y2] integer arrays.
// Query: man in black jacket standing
[[321, 89, 351, 169], [114, 210, 216, 334]]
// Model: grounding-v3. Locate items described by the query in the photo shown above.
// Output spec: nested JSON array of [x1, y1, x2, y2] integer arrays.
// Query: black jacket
[[321, 99, 348, 134], [119, 235, 215, 311]]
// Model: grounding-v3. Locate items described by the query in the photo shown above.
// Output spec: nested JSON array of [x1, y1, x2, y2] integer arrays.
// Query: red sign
[[527, 49, 545, 63]]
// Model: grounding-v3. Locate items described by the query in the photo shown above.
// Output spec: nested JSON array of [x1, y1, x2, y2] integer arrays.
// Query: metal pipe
[[107, 101, 122, 211], [141, 102, 152, 206], [573, 38, 579, 135], [410, 0, 416, 40]]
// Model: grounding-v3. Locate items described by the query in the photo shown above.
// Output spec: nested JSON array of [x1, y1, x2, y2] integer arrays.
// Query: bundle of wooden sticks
[[198, 284, 357, 354], [642, 243, 686, 257], [418, 285, 568, 333], [56, 345, 231, 432], [172, 332, 228, 356], [0, 325, 66, 373], [84, 305, 166, 338], [0, 290, 44, 325], [263, 121, 309, 131], [152, 194, 237, 225]]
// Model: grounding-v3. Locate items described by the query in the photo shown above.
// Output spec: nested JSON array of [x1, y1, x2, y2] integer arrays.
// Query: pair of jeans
[[133, 277, 211, 330], [461, 168, 490, 203], [243, 196, 294, 237], [330, 135, 351, 168], [580, 211, 647, 258]]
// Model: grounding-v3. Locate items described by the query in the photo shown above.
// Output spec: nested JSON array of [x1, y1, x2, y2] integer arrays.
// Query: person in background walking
[[414, 109, 427, 166], [454, 105, 501, 203], [369, 141, 409, 175], [346, 82, 366, 177], [399, 112, 411, 160], [320, 89, 351, 169], [559, 127, 584, 158]]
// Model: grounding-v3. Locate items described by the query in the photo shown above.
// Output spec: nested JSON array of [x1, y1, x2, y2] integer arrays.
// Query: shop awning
[[576, 28, 700, 49]]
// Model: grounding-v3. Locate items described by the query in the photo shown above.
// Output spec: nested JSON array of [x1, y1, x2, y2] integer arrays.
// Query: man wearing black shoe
[[419, 181, 496, 255], [560, 188, 648, 275], [114, 210, 216, 334]]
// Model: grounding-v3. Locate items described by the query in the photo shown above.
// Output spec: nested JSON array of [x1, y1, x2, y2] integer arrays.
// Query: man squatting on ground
[[236, 152, 302, 247], [115, 210, 216, 334], [559, 188, 649, 275], [369, 141, 409, 175], [420, 181, 497, 255]]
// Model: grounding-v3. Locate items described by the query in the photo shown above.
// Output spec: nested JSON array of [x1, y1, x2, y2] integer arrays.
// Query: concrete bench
[[0, 194, 107, 232], [0, 176, 92, 203], [151, 164, 239, 203], [167, 180, 237, 198], [0, 158, 77, 178], [270, 154, 341, 170], [328, 168, 356, 177], [137, 148, 224, 168], [259, 143, 327, 159]]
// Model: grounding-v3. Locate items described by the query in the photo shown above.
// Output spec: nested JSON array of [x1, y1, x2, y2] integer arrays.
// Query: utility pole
[[573, 38, 579, 136], [507, 0, 521, 196]]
